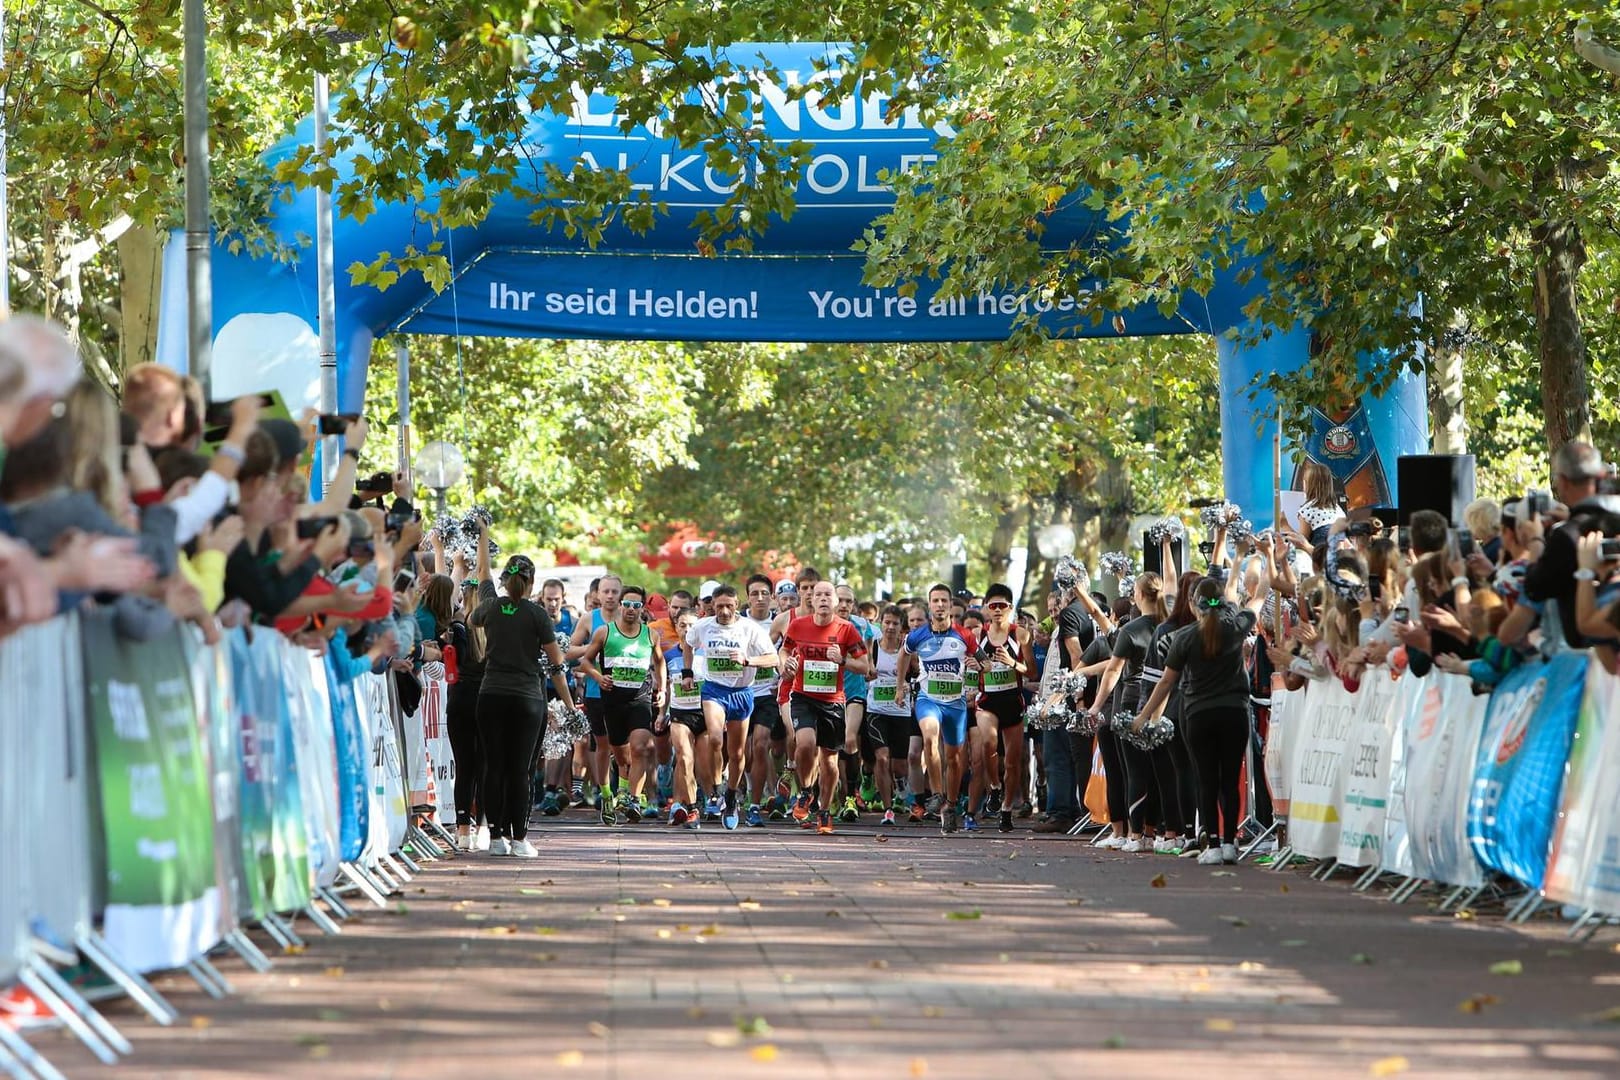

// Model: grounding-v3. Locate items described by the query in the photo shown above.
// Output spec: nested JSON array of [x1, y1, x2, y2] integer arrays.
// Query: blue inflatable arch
[[156, 42, 1427, 517]]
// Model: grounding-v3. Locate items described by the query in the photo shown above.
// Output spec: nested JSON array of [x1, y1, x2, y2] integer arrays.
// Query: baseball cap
[[699, 579, 722, 601], [775, 579, 798, 597], [259, 418, 306, 465]]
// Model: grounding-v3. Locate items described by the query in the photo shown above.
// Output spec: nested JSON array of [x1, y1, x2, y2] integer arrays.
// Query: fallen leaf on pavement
[[1369, 1056, 1409, 1077], [488, 925, 517, 935], [749, 1044, 779, 1062], [1351, 953, 1374, 965], [1211, 871, 1236, 878], [826, 910, 843, 918], [284, 944, 307, 955], [738, 900, 761, 910], [1220, 916, 1249, 928], [533, 926, 558, 935], [1458, 994, 1500, 1014], [1204, 1018, 1236, 1032], [555, 1050, 584, 1067], [704, 1031, 742, 1048], [520, 888, 545, 896], [1238, 961, 1265, 972], [1589, 1006, 1620, 1023], [588, 1022, 610, 1038], [1149, 873, 1167, 888], [945, 909, 983, 921], [1489, 960, 1524, 976], [736, 1016, 773, 1036], [699, 924, 721, 936], [922, 1006, 943, 1018], [1102, 1034, 1127, 1049], [910, 1058, 928, 1076], [870, 959, 889, 969], [1279, 884, 1291, 893], [1453, 909, 1476, 921], [616, 897, 638, 906], [657, 929, 672, 939], [532, 953, 557, 962], [190, 1016, 212, 1030], [324, 966, 345, 978], [874, 835, 889, 843], [652, 898, 672, 908]]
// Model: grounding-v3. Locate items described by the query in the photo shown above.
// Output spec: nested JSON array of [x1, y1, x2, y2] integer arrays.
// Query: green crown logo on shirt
[[501, 602, 518, 616]]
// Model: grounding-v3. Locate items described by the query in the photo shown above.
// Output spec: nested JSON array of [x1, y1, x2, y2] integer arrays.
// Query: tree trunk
[[1531, 207, 1591, 451], [1095, 452, 1133, 598], [118, 224, 164, 375], [1017, 498, 1041, 607], [1430, 310, 1469, 454], [984, 495, 1025, 588]]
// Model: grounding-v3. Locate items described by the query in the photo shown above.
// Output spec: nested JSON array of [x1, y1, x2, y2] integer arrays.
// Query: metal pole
[[315, 70, 339, 495], [0, 1, 10, 314], [396, 338, 411, 479], [183, 0, 213, 397]]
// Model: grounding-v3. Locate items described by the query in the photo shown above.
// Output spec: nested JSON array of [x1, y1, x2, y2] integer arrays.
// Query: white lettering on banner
[[128, 762, 167, 820], [1545, 665, 1620, 916], [1335, 674, 1398, 868], [108, 680, 150, 741], [1284, 678, 1358, 859], [626, 288, 759, 321], [135, 836, 179, 862]]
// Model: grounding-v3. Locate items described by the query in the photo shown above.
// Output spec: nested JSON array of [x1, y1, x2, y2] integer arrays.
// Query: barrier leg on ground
[[225, 929, 273, 974], [0, 1022, 67, 1080], [74, 931, 177, 1026], [1311, 859, 1340, 880], [1352, 865, 1383, 891], [261, 913, 305, 950], [340, 862, 391, 906], [317, 886, 353, 920], [25, 947, 135, 1057], [388, 849, 419, 877], [1268, 844, 1294, 870], [1388, 876, 1426, 903], [425, 817, 459, 850], [17, 961, 121, 1065], [184, 956, 231, 999], [302, 902, 342, 937], [1237, 818, 1279, 863]]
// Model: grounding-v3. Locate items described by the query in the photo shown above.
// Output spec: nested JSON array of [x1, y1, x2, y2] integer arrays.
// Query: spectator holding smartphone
[[1508, 441, 1620, 650]]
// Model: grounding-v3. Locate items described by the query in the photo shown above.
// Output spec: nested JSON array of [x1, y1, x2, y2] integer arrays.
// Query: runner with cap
[[973, 583, 1032, 833], [698, 579, 721, 618], [780, 581, 873, 833], [680, 583, 778, 830], [743, 573, 787, 827], [896, 583, 983, 834], [575, 582, 665, 825]]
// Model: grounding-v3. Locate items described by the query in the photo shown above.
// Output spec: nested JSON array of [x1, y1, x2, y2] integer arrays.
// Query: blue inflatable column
[[1215, 324, 1429, 522]]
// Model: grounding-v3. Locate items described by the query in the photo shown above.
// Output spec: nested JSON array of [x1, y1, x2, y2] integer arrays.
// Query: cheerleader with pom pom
[[1134, 540, 1271, 866], [1088, 572, 1172, 853], [468, 519, 580, 858]]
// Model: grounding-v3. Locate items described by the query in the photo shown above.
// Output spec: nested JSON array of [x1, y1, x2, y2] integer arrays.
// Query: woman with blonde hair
[[1293, 460, 1345, 547]]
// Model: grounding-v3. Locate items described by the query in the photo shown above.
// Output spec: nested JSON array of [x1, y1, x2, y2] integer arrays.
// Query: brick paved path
[[36, 818, 1620, 1078]]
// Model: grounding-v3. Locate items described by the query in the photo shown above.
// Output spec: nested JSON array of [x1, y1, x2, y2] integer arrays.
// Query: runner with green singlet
[[576, 584, 665, 825]]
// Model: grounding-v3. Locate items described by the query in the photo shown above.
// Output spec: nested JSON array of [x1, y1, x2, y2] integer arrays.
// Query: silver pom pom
[[1052, 555, 1089, 595], [1100, 551, 1134, 579], [1200, 501, 1243, 531], [1228, 518, 1254, 546], [1109, 710, 1176, 751], [1066, 708, 1105, 735], [1147, 517, 1185, 545], [542, 699, 590, 759]]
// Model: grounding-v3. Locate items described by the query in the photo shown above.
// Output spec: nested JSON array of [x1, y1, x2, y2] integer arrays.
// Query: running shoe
[[984, 789, 1003, 815], [925, 793, 945, 820], [488, 836, 511, 856], [999, 810, 1014, 834], [817, 810, 834, 835], [669, 803, 690, 827], [768, 799, 787, 821], [1197, 847, 1225, 865], [474, 824, 490, 851], [881, 809, 896, 826], [457, 829, 476, 852], [705, 793, 726, 820], [962, 813, 979, 833], [838, 796, 860, 823], [799, 810, 818, 830], [908, 801, 925, 823], [723, 801, 740, 831], [1014, 800, 1034, 820], [791, 792, 814, 822], [1096, 834, 1127, 850], [939, 805, 954, 835], [570, 778, 585, 805], [746, 805, 764, 828], [510, 839, 539, 858], [1220, 843, 1239, 864], [539, 790, 562, 817], [684, 816, 701, 831], [619, 794, 642, 824], [1154, 837, 1183, 854], [600, 797, 617, 826], [860, 778, 880, 807], [776, 772, 795, 801], [656, 763, 674, 796]]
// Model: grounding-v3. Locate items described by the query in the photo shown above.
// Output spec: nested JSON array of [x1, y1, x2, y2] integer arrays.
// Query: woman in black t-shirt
[[1135, 563, 1268, 865], [1090, 574, 1169, 852]]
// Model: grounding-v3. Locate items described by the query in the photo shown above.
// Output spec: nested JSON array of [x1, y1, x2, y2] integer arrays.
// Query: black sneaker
[[999, 810, 1014, 834], [985, 788, 1003, 815]]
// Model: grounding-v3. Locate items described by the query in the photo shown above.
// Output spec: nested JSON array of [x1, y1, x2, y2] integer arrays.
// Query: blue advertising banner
[[324, 651, 371, 864], [1468, 653, 1588, 889]]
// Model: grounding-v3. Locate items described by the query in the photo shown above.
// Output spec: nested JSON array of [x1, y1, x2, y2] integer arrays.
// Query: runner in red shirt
[[779, 581, 873, 833]]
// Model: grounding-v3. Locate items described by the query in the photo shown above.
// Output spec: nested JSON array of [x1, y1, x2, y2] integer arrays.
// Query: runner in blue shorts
[[896, 583, 983, 835], [680, 584, 778, 830]]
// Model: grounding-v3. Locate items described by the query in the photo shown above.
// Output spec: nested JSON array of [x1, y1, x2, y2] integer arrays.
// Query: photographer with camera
[[1573, 531, 1620, 674]]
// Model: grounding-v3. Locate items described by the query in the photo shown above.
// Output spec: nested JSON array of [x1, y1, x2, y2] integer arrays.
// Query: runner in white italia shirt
[[680, 584, 777, 830]]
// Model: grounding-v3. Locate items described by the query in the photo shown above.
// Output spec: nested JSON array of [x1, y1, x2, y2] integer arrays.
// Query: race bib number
[[754, 664, 778, 683], [802, 659, 839, 695], [924, 672, 964, 700], [608, 654, 650, 685], [707, 655, 744, 674], [671, 686, 701, 711], [869, 676, 898, 705], [982, 665, 1017, 693]]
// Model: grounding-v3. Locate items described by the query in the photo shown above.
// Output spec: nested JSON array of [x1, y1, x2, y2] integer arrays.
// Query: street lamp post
[[1034, 522, 1076, 561], [413, 440, 465, 520]]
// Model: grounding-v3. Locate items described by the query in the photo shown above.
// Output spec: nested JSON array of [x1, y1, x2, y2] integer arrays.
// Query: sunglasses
[[621, 600, 645, 610], [985, 601, 1012, 611]]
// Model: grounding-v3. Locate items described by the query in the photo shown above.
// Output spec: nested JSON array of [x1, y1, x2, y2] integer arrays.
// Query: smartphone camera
[[1600, 537, 1620, 561], [1455, 527, 1476, 558], [317, 413, 361, 437], [296, 516, 338, 540]]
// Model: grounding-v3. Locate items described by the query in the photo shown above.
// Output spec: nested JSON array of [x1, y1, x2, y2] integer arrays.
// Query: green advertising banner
[[83, 613, 220, 974]]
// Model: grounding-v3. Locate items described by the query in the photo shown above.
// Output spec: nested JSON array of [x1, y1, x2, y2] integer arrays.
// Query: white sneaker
[[1196, 847, 1225, 865], [1221, 843, 1239, 864], [510, 839, 538, 858], [474, 825, 491, 852], [1154, 837, 1181, 854], [1121, 837, 1145, 853], [457, 830, 475, 852], [488, 837, 511, 856], [1096, 834, 1126, 850]]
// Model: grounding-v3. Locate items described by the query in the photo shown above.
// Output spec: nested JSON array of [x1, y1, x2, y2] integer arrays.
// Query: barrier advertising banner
[[285, 653, 341, 890], [1402, 671, 1487, 888], [420, 667, 456, 826], [1469, 654, 1588, 890], [1335, 672, 1399, 868], [188, 635, 243, 938], [1282, 676, 1358, 859], [324, 651, 371, 863], [248, 632, 312, 914], [1544, 666, 1620, 914], [1264, 682, 1302, 818], [83, 616, 220, 974], [361, 673, 409, 855], [1377, 673, 1424, 880]]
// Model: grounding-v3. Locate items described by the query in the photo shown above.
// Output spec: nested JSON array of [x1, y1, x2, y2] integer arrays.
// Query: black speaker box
[[1142, 533, 1187, 578], [1397, 455, 1475, 526]]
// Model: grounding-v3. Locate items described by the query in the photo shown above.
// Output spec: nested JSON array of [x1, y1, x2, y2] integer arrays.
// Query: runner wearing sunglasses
[[575, 584, 666, 825], [974, 583, 1032, 833]]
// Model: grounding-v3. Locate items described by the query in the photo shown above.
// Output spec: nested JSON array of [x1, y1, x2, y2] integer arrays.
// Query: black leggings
[[1183, 705, 1250, 845], [477, 692, 546, 841], [1097, 728, 1128, 823], [447, 686, 481, 827], [1122, 739, 1158, 833], [1153, 735, 1191, 835]]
